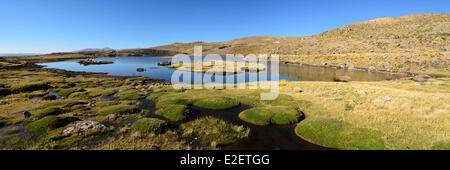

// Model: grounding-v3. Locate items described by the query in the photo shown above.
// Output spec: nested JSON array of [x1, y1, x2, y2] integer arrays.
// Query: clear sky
[[0, 0, 448, 53]]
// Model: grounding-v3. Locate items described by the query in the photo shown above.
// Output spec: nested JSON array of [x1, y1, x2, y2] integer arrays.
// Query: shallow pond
[[39, 56, 404, 82]]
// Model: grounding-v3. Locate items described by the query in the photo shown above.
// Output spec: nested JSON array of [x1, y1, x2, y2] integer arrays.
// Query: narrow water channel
[[138, 99, 330, 150]]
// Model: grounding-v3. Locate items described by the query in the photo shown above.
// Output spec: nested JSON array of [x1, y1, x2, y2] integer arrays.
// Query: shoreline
[[13, 54, 443, 81]]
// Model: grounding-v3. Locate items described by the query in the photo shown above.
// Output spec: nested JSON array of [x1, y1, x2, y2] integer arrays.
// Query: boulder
[[157, 61, 171, 66], [62, 120, 106, 136], [108, 114, 118, 121], [333, 76, 352, 82], [412, 74, 430, 82], [136, 68, 145, 72], [412, 77, 428, 82], [21, 111, 31, 118], [415, 74, 431, 79]]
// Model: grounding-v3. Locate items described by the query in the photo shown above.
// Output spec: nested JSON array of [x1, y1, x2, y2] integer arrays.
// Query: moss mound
[[57, 88, 80, 98], [0, 88, 11, 96], [155, 104, 190, 122], [42, 94, 57, 100], [25, 116, 78, 135], [192, 97, 239, 110], [70, 105, 88, 111], [42, 100, 86, 108], [239, 106, 302, 125], [97, 105, 137, 115], [295, 118, 386, 150], [10, 82, 49, 93], [179, 117, 250, 148], [131, 118, 168, 134], [114, 89, 145, 100], [100, 88, 117, 96], [68, 92, 93, 99], [34, 106, 64, 119]]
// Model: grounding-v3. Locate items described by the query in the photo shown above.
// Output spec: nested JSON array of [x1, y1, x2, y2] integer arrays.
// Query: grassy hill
[[152, 13, 450, 75]]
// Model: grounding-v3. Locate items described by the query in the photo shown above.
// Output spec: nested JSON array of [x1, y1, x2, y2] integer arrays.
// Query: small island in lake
[[78, 58, 114, 66]]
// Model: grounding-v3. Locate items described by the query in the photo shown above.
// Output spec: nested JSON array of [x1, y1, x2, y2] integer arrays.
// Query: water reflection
[[39, 56, 404, 82]]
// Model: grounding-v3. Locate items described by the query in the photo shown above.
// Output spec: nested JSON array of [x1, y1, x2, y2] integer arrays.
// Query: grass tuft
[[179, 117, 250, 149], [97, 105, 137, 115], [114, 89, 145, 100], [155, 104, 190, 122], [131, 118, 168, 134], [295, 117, 386, 150], [34, 106, 64, 119], [239, 106, 302, 125], [25, 116, 78, 135]]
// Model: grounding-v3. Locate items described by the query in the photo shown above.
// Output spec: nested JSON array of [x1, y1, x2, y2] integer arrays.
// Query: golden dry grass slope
[[151, 13, 450, 75]]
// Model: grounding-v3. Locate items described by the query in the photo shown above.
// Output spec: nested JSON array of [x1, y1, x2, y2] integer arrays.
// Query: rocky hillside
[[151, 13, 450, 75]]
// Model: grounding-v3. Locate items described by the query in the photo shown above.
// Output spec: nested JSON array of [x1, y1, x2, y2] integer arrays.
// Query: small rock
[[124, 123, 132, 128], [333, 76, 352, 82], [21, 111, 31, 119], [108, 114, 117, 121], [415, 74, 431, 79], [356, 90, 367, 95], [136, 68, 145, 72], [294, 88, 304, 93], [383, 96, 394, 104], [426, 81, 442, 85], [435, 93, 447, 98], [412, 77, 428, 82], [368, 66, 377, 72], [87, 101, 96, 107]]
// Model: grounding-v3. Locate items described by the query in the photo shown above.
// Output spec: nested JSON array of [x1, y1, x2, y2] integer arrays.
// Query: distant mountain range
[[0, 53, 43, 57], [73, 48, 115, 52]]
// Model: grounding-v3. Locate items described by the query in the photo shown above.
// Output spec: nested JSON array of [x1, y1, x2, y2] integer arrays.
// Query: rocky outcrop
[[333, 76, 352, 82], [136, 68, 145, 72], [62, 120, 106, 136]]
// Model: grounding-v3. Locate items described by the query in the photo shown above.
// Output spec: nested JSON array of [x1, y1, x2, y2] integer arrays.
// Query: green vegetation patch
[[100, 88, 117, 96], [56, 88, 81, 98], [114, 89, 145, 100], [70, 105, 88, 111], [25, 116, 78, 135], [155, 104, 190, 122], [9, 81, 50, 93], [42, 94, 57, 100], [0, 135, 36, 150], [131, 118, 168, 134], [192, 97, 239, 110], [41, 100, 87, 108], [147, 87, 311, 123], [239, 106, 302, 125], [431, 140, 450, 150], [295, 117, 386, 150], [68, 92, 93, 100], [179, 117, 250, 148], [97, 105, 137, 115], [34, 106, 64, 119]]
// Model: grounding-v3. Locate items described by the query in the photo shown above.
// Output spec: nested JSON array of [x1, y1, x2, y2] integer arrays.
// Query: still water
[[39, 56, 404, 82]]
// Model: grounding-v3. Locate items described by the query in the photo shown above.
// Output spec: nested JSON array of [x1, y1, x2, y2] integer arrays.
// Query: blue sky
[[0, 0, 448, 53]]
